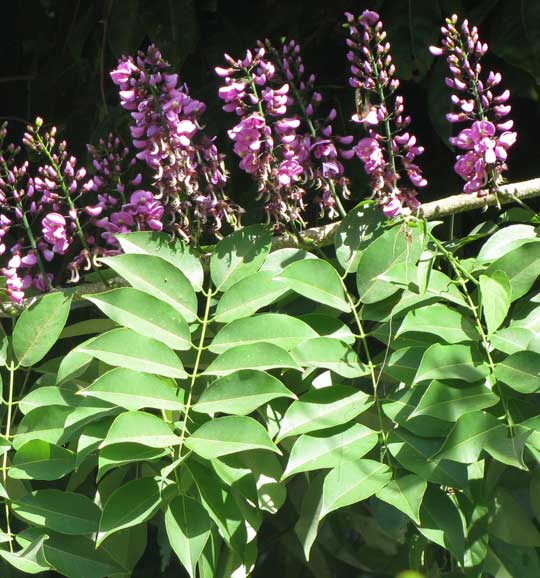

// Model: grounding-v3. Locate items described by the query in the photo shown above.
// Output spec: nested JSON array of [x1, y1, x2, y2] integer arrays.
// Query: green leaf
[[56, 346, 93, 384], [485, 241, 540, 301], [0, 326, 7, 367], [437, 411, 527, 468], [100, 525, 147, 574], [100, 411, 180, 449], [115, 231, 204, 291], [282, 423, 379, 479], [79, 368, 184, 411], [356, 224, 424, 304], [387, 429, 468, 488], [376, 474, 427, 525], [209, 313, 317, 353], [276, 386, 373, 442], [294, 471, 325, 560], [85, 288, 191, 350], [321, 459, 391, 517], [382, 385, 452, 438], [414, 343, 490, 383], [79, 328, 187, 379], [418, 486, 465, 561], [165, 495, 212, 578], [216, 450, 286, 514], [192, 370, 295, 415], [214, 271, 288, 323], [477, 224, 538, 264], [410, 380, 499, 422], [291, 337, 369, 378], [384, 347, 426, 384], [335, 201, 383, 274], [492, 327, 534, 354], [76, 418, 115, 467], [299, 314, 356, 344], [9, 440, 75, 480], [480, 271, 511, 335], [495, 351, 540, 393], [43, 533, 122, 578], [397, 303, 478, 344], [19, 384, 79, 415], [210, 224, 272, 291], [490, 488, 540, 547], [102, 253, 198, 322], [13, 406, 74, 450], [188, 461, 247, 551], [0, 535, 50, 574], [185, 415, 279, 459], [60, 318, 118, 339], [485, 537, 540, 578], [204, 343, 299, 376], [261, 247, 318, 276], [12, 490, 101, 535], [98, 444, 168, 481], [97, 477, 161, 546], [13, 292, 72, 367], [276, 259, 351, 312]]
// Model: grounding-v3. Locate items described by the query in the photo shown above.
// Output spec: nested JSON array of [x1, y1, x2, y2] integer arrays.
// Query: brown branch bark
[[2, 177, 540, 317]]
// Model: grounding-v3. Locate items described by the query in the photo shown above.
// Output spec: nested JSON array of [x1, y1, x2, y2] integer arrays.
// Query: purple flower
[[345, 11, 427, 217], [431, 14, 516, 194], [111, 44, 241, 241], [217, 37, 352, 228], [42, 213, 70, 254]]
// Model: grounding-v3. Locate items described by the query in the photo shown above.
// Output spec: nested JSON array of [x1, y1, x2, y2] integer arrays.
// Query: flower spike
[[345, 10, 427, 217], [430, 14, 517, 194]]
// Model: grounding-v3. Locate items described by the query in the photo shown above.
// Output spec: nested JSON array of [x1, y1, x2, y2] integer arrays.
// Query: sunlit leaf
[[283, 423, 379, 479], [12, 490, 101, 535], [277, 386, 373, 442], [100, 411, 180, 449], [13, 292, 72, 367], [85, 288, 191, 350], [192, 370, 295, 416], [276, 259, 351, 312], [185, 416, 279, 459], [210, 224, 272, 291], [165, 495, 212, 578], [97, 477, 161, 545], [79, 328, 187, 379]]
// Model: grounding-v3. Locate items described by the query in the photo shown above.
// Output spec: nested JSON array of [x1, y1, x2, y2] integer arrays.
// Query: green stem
[[434, 228, 514, 432], [177, 285, 214, 458], [2, 363, 15, 552], [369, 52, 397, 175], [341, 279, 389, 461], [427, 231, 479, 288]]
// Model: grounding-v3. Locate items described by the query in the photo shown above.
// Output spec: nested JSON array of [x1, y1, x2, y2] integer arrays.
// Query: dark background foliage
[[1, 0, 539, 220]]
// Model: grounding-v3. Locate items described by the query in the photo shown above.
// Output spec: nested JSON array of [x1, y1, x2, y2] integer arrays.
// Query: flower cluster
[[65, 134, 164, 282], [1, 120, 81, 303], [345, 10, 426, 217], [0, 121, 163, 303], [430, 15, 516, 194], [110, 44, 241, 241], [217, 38, 352, 229]]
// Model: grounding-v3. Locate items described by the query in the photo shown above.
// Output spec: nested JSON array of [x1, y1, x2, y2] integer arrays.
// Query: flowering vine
[[344, 10, 427, 217], [110, 44, 242, 241], [430, 14, 516, 194], [217, 38, 352, 230]]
